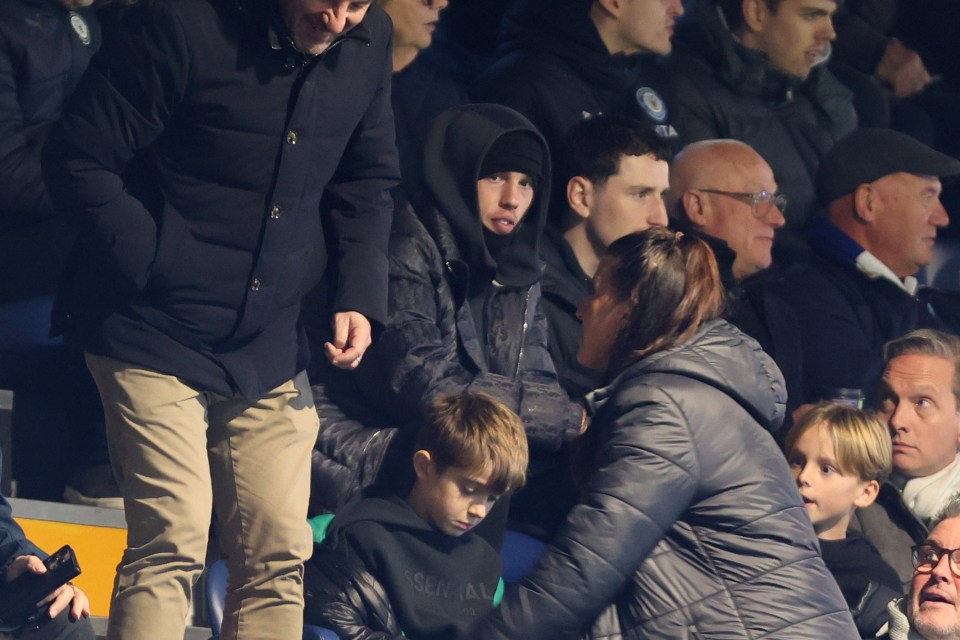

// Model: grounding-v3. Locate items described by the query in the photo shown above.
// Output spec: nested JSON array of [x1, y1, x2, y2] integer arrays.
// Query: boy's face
[[787, 421, 878, 540], [476, 172, 535, 236], [410, 452, 500, 537]]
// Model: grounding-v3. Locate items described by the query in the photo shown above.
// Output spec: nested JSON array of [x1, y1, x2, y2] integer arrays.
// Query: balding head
[[670, 140, 785, 280]]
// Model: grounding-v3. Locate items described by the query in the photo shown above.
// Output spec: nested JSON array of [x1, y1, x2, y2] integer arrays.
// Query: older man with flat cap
[[778, 128, 960, 409]]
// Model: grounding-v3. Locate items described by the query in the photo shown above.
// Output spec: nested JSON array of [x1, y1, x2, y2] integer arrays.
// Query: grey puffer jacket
[[465, 319, 858, 639]]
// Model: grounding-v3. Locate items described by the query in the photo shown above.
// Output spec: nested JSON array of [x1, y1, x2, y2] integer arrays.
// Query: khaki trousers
[[85, 354, 319, 640]]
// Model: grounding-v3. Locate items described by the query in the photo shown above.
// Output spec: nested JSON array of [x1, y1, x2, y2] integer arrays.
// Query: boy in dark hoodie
[[311, 103, 583, 538], [304, 392, 529, 640]]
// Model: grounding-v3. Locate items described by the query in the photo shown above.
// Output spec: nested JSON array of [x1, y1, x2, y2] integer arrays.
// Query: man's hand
[[876, 39, 932, 98], [324, 311, 372, 370], [5, 555, 90, 622]]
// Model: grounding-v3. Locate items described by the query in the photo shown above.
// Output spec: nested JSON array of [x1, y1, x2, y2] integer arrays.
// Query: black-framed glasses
[[912, 543, 960, 576], [698, 189, 787, 218]]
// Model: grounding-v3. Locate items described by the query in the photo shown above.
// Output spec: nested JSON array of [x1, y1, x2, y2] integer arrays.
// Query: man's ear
[[853, 183, 876, 223], [412, 450, 434, 480], [682, 190, 709, 228], [742, 0, 769, 32], [853, 479, 880, 509], [567, 176, 594, 220], [595, 0, 624, 18]]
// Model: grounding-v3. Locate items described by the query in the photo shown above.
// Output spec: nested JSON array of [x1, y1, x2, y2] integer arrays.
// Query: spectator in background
[[886, 497, 960, 640], [784, 402, 900, 637], [465, 229, 857, 639], [668, 0, 857, 238], [378, 0, 469, 194], [669, 139, 803, 425], [777, 129, 960, 409], [541, 116, 671, 399], [41, 0, 399, 637], [850, 329, 960, 587], [0, 0, 113, 505], [0, 449, 93, 640], [832, 1, 960, 161], [472, 0, 682, 225]]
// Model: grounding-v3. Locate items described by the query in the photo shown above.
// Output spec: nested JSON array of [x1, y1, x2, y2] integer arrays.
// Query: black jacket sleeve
[[304, 548, 403, 640], [42, 0, 188, 291]]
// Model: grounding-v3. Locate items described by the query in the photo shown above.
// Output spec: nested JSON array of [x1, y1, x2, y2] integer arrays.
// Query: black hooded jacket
[[311, 105, 581, 519], [668, 1, 857, 233], [305, 497, 501, 640]]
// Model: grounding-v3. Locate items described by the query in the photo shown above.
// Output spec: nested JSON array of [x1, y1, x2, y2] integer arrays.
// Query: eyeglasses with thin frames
[[698, 189, 788, 219], [912, 543, 960, 577]]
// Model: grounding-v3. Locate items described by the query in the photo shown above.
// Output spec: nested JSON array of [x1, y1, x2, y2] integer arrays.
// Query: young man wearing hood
[[311, 104, 583, 540], [471, 0, 682, 225], [668, 0, 857, 238]]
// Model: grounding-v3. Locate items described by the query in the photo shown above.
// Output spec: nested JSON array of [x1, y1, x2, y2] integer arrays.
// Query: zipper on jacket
[[513, 287, 533, 378]]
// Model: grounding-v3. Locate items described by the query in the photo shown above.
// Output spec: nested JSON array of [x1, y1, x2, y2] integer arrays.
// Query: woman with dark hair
[[465, 228, 858, 638]]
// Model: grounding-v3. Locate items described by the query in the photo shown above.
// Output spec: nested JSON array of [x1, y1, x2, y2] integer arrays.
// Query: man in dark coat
[[668, 0, 857, 236], [669, 139, 804, 427], [41, 0, 399, 638], [777, 128, 960, 408]]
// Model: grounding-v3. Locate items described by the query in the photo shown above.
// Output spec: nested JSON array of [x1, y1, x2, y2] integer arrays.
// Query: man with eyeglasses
[[777, 128, 960, 409], [669, 139, 803, 427], [887, 497, 960, 639]]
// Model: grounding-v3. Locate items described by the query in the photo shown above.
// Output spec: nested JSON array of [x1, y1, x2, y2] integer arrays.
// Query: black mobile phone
[[0, 545, 82, 629]]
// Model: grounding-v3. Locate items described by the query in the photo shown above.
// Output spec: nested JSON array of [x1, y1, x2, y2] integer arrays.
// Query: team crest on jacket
[[69, 12, 91, 46], [635, 87, 667, 123]]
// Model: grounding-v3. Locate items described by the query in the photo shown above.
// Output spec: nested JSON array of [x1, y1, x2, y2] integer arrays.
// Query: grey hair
[[931, 494, 960, 529]]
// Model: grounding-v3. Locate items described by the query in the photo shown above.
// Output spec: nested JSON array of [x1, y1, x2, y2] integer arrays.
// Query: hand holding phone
[[0, 545, 82, 629]]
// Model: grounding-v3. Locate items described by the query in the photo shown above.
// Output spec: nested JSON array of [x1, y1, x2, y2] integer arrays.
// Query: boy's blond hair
[[785, 402, 893, 483], [416, 392, 529, 495]]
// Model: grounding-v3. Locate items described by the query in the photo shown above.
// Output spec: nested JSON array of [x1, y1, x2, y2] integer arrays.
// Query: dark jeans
[[13, 608, 94, 640]]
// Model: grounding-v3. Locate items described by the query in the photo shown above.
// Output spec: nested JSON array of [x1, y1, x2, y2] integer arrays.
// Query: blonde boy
[[786, 402, 891, 540], [785, 402, 900, 636]]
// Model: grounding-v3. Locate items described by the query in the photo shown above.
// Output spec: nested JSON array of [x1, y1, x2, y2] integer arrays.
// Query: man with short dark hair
[[473, 0, 682, 221], [540, 116, 671, 397], [778, 128, 960, 409], [668, 0, 857, 233], [41, 0, 399, 638]]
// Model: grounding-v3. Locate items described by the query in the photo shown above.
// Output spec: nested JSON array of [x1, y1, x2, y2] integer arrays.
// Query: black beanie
[[479, 131, 543, 188]]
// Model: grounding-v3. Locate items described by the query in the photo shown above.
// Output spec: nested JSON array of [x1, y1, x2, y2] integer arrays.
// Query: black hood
[[421, 103, 550, 288]]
